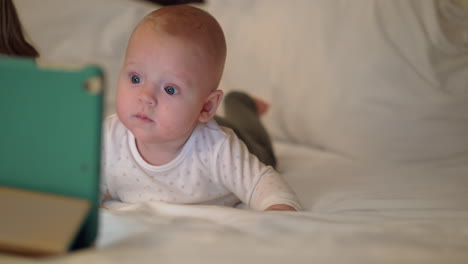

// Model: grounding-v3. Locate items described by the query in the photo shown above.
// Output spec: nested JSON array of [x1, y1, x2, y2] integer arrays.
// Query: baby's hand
[[265, 204, 296, 211]]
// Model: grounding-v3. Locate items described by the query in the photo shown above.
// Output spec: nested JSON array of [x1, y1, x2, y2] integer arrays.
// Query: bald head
[[133, 5, 226, 90], [143, 5, 222, 38]]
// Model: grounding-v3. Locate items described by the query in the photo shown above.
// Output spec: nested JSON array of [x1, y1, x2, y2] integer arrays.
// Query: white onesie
[[101, 114, 302, 210]]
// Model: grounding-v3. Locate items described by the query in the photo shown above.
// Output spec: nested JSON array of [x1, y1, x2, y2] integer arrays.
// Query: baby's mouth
[[134, 113, 154, 123]]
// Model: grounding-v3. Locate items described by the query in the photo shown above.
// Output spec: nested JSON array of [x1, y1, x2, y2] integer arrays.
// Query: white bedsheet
[[276, 142, 468, 214], [2, 142, 468, 263]]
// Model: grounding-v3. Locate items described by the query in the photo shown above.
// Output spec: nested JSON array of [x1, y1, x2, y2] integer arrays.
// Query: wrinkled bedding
[[2, 142, 468, 263]]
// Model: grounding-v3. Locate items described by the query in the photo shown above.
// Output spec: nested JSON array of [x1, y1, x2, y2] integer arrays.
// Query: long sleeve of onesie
[[215, 128, 302, 211]]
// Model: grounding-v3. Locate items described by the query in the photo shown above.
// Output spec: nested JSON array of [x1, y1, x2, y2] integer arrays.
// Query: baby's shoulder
[[197, 119, 239, 143], [103, 114, 127, 144], [192, 120, 238, 152], [197, 119, 224, 136], [196, 120, 244, 152]]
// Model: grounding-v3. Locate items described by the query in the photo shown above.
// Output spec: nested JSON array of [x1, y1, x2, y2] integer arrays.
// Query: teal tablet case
[[0, 56, 104, 251]]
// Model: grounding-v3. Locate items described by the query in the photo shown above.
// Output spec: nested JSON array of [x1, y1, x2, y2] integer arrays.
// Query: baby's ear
[[199, 89, 223, 123]]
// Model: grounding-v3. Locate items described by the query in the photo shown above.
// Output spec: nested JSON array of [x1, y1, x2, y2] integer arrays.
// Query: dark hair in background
[[0, 0, 39, 58]]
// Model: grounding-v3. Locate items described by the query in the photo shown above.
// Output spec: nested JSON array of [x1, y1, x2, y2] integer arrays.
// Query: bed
[[4, 0, 468, 263]]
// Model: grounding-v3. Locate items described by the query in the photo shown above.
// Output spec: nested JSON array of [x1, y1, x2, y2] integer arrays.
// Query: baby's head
[[141, 5, 226, 85], [116, 5, 226, 146]]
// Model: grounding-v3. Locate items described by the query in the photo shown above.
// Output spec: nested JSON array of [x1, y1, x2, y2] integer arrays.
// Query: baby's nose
[[138, 88, 156, 106]]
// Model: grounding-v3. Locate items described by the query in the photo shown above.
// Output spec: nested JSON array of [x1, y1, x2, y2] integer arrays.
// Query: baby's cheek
[[161, 115, 195, 136], [116, 89, 131, 111], [162, 119, 186, 134]]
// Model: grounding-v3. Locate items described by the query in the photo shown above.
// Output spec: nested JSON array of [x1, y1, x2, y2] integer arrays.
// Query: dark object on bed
[[144, 0, 204, 6]]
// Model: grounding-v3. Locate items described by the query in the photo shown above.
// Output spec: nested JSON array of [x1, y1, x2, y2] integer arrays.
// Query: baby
[[101, 5, 301, 211]]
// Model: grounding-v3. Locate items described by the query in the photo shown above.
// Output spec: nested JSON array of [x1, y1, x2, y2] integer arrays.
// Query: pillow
[[208, 0, 468, 163]]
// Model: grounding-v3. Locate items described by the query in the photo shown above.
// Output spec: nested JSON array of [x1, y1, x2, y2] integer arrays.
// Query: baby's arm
[[265, 204, 296, 211], [216, 128, 302, 211], [249, 168, 303, 211]]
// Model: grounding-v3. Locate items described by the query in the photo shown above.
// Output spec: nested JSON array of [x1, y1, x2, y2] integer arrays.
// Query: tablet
[[0, 56, 104, 255]]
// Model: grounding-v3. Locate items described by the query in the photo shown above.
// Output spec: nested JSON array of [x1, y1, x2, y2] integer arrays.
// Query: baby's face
[[116, 22, 218, 145]]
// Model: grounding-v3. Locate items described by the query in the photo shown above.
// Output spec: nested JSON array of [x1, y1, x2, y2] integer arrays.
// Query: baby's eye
[[130, 75, 140, 84], [164, 85, 179, 95]]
